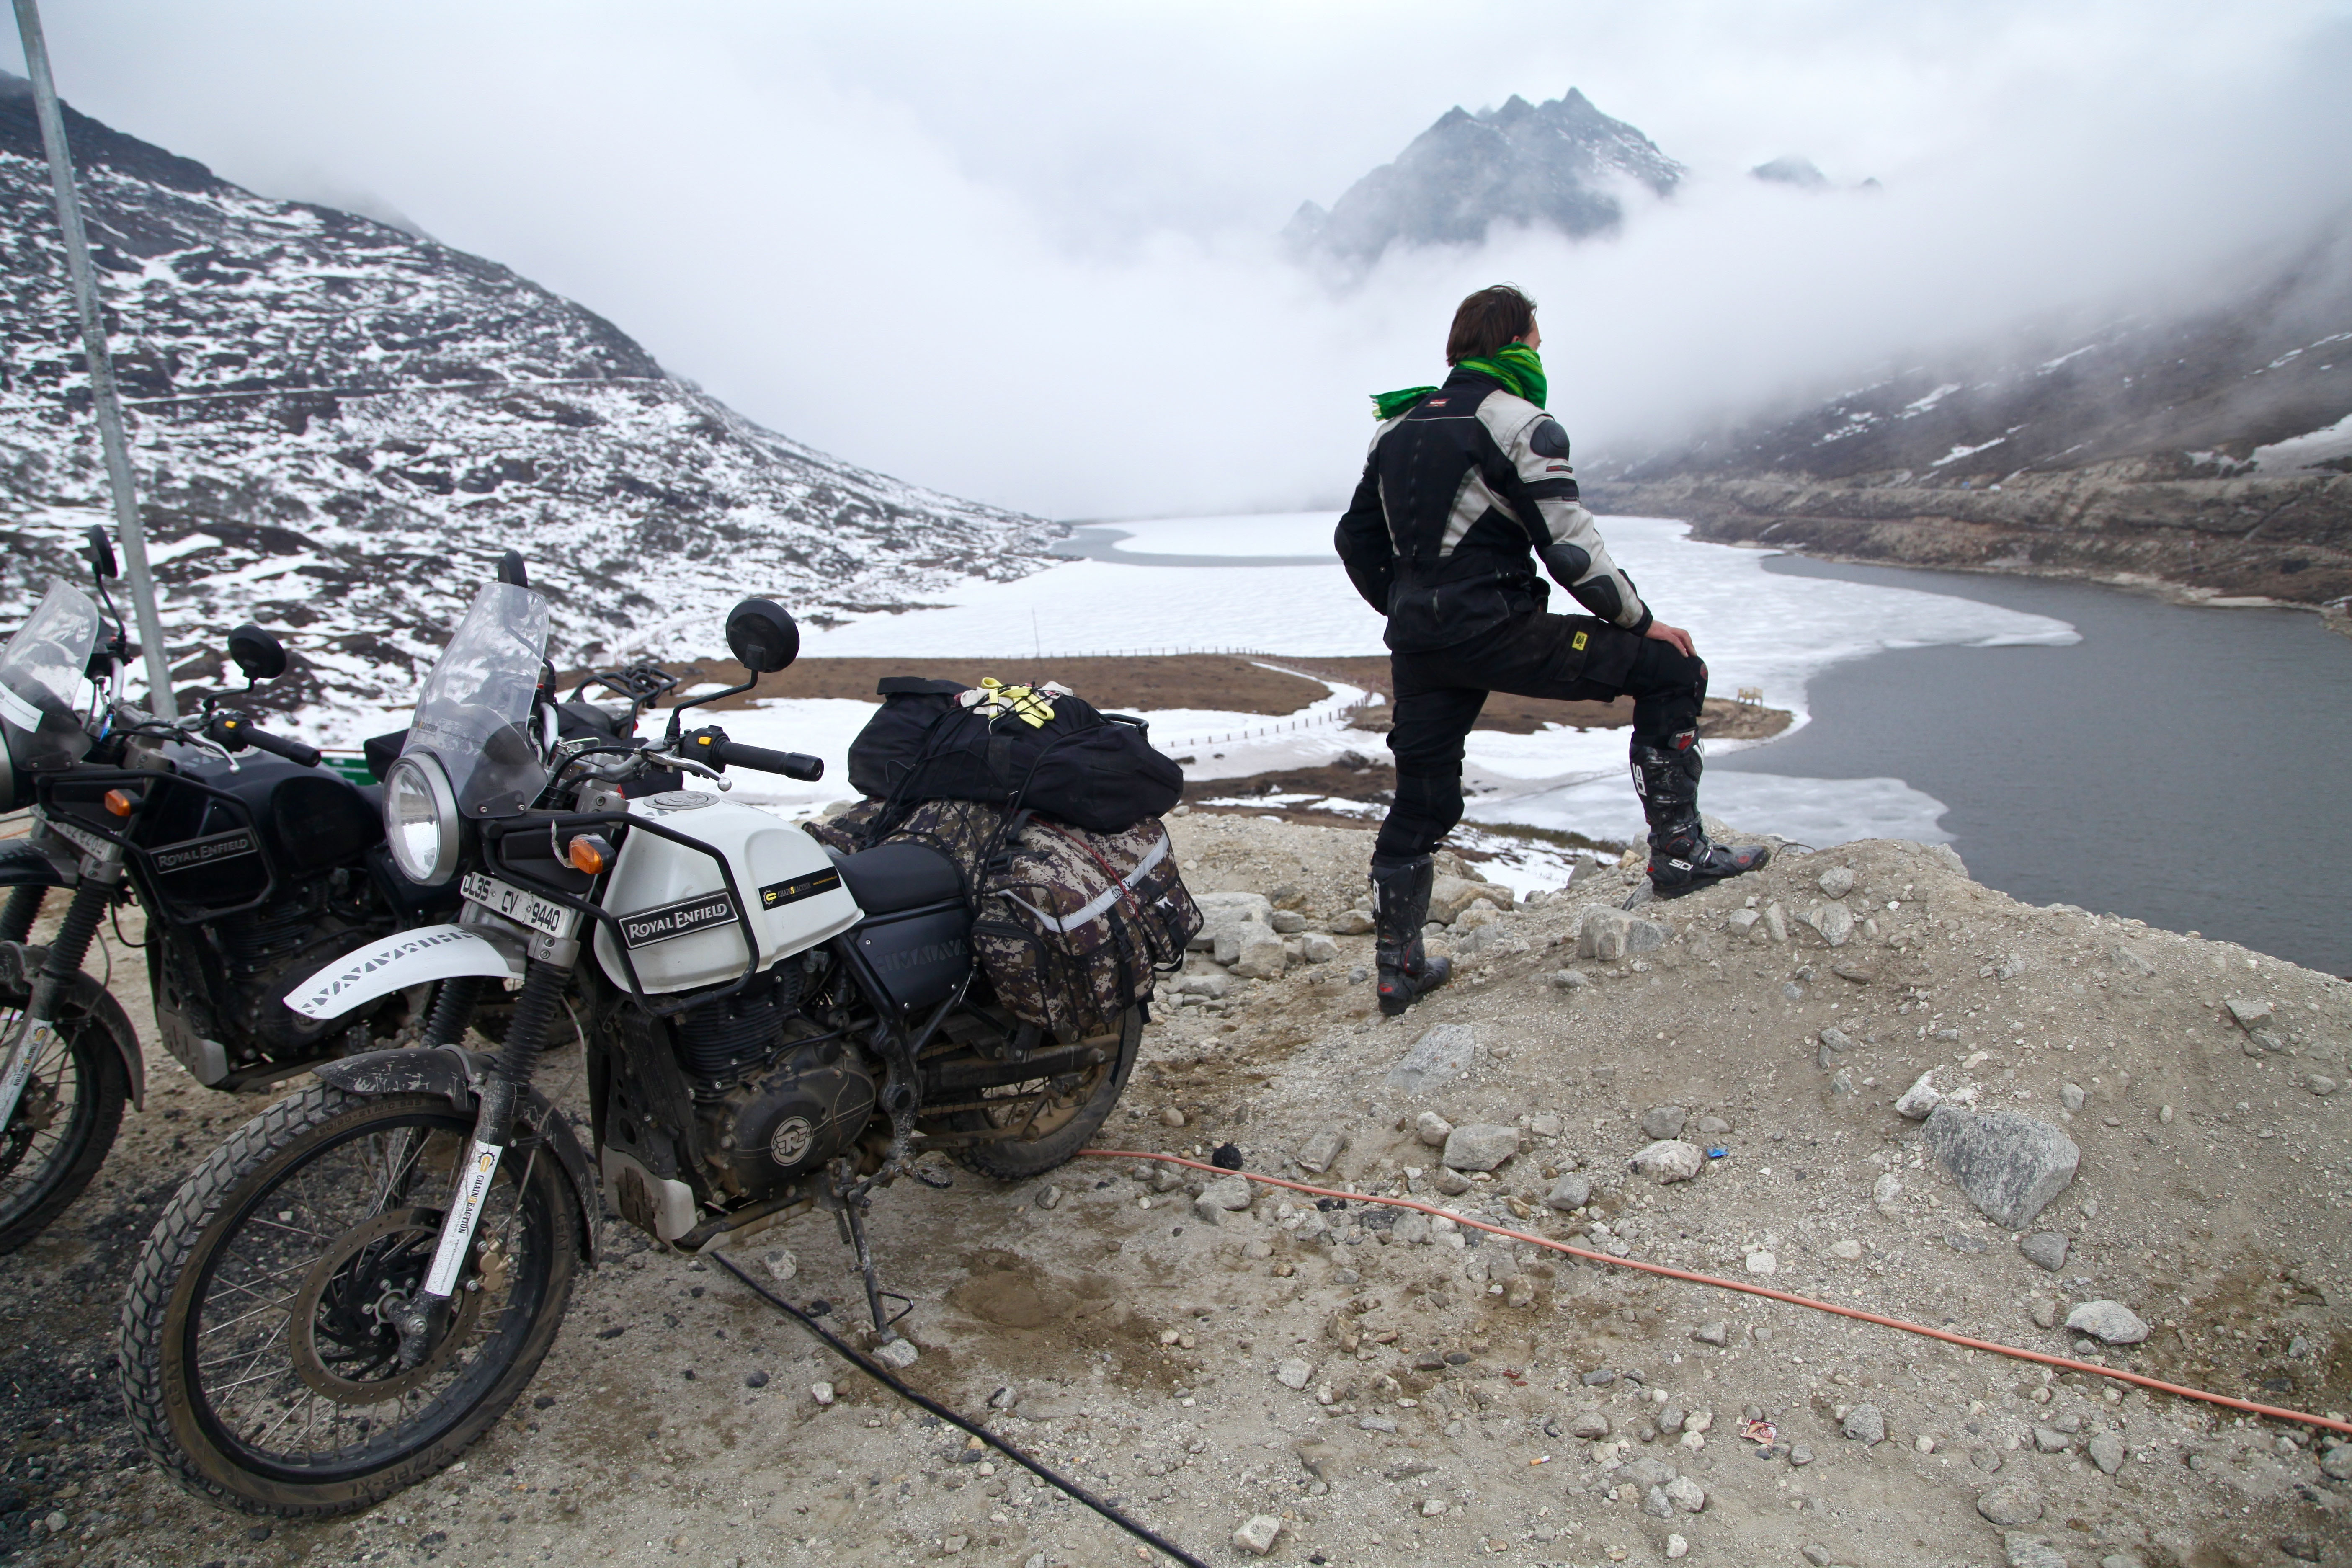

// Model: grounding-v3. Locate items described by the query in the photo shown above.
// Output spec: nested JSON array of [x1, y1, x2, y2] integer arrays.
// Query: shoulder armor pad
[[1529, 418, 1572, 459]]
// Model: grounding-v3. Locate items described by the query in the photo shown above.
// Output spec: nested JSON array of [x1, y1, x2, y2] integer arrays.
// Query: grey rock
[[2064, 1300, 2150, 1345], [2031, 1426, 2070, 1453], [1295, 1127, 1348, 1174], [2309, 1073, 2339, 1096], [1299, 933, 1340, 964], [1274, 1358, 1314, 1390], [1330, 909, 1375, 936], [1545, 1173, 1592, 1212], [1580, 1369, 1618, 1387], [1975, 1483, 2043, 1526], [875, 1336, 920, 1369], [1787, 1444, 1814, 1466], [1695, 1114, 1730, 1136], [1806, 901, 1855, 947], [1431, 1167, 1473, 1196], [1552, 967, 1591, 990], [1578, 907, 1668, 962], [1640, 1105, 1688, 1141], [2059, 1082, 2086, 1112], [1198, 1176, 1254, 1212], [1387, 1026, 1478, 1095], [1530, 1112, 1561, 1137], [1442, 1123, 1521, 1171], [1817, 865, 1856, 898], [1429, 875, 1509, 924], [1630, 1139, 1704, 1184], [2004, 1535, 2068, 1568], [1841, 1404, 1886, 1445], [1271, 909, 1308, 934], [1828, 1067, 1856, 1096], [1662, 1475, 1706, 1513], [1622, 1457, 1677, 1489], [2087, 1433, 2125, 1475], [2280, 1537, 2323, 1565], [1641, 1485, 1674, 1519], [1818, 1026, 1855, 1054], [1762, 902, 1790, 943], [2319, 1444, 2352, 1480], [1231, 929, 1288, 981], [1894, 1071, 1942, 1119], [1923, 1106, 2081, 1229], [1232, 1514, 1281, 1556], [1356, 1414, 1399, 1434], [2099, 1557, 2145, 1568], [2287, 1334, 2311, 1359], [2224, 995, 2274, 1031], [1690, 1321, 1728, 1346], [1390, 1212, 1429, 1245], [1726, 908, 1760, 936], [1414, 1109, 1454, 1147], [1802, 1550, 1833, 1568], [2019, 1232, 2071, 1271], [1568, 1410, 1611, 1440], [1657, 1405, 1686, 1434]]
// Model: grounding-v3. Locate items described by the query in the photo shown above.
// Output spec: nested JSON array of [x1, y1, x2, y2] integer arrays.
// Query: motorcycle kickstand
[[824, 1162, 906, 1344]]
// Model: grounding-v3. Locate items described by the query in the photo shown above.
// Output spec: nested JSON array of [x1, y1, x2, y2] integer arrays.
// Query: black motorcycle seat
[[831, 841, 962, 914]]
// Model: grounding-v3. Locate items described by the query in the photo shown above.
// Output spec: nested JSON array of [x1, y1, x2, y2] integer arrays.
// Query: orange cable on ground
[[1078, 1148, 2352, 1440]]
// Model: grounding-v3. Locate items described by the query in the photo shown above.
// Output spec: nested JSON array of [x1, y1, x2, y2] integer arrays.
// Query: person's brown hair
[[1445, 284, 1537, 364]]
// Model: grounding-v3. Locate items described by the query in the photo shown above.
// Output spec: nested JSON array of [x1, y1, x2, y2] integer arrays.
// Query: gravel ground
[[2, 815, 2348, 1568]]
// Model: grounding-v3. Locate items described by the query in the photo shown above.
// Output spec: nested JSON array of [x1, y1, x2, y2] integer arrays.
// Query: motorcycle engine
[[681, 962, 876, 1199]]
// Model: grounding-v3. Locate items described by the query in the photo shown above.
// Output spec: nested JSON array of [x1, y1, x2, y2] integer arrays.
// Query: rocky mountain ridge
[[0, 73, 1057, 728], [1287, 88, 1683, 266], [1588, 224, 2352, 609]]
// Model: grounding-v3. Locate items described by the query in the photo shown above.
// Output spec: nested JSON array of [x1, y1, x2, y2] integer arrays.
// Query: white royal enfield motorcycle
[[121, 578, 1144, 1514]]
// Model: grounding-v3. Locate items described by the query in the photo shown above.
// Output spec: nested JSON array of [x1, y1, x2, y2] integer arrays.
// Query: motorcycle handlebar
[[681, 727, 823, 781], [208, 714, 323, 769]]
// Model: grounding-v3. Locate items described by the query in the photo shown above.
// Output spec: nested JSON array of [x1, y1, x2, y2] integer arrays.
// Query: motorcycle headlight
[[384, 754, 459, 885]]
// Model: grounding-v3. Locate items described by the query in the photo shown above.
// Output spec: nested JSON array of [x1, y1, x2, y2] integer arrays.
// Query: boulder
[[1442, 1123, 1521, 1172], [1230, 929, 1288, 980], [1923, 1106, 2079, 1230], [1429, 876, 1511, 925], [1630, 1140, 1704, 1184], [1577, 907, 1669, 962], [1386, 1025, 1477, 1095], [2064, 1300, 2150, 1345], [1544, 1173, 1592, 1212]]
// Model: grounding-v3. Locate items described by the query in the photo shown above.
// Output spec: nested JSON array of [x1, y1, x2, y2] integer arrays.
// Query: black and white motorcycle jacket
[[1333, 367, 1650, 653]]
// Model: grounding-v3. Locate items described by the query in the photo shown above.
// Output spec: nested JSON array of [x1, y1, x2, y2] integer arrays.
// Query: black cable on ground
[[711, 1253, 1210, 1568]]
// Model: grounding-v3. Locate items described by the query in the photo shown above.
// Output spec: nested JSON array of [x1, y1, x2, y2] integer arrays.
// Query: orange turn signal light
[[566, 834, 612, 874], [103, 788, 138, 818]]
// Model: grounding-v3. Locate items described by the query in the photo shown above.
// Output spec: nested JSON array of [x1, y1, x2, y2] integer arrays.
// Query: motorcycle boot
[[1631, 733, 1771, 898], [1370, 854, 1452, 1016]]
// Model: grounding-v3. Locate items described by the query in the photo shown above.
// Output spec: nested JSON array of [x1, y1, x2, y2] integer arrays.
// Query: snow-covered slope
[[1286, 88, 1682, 266], [0, 73, 1058, 726]]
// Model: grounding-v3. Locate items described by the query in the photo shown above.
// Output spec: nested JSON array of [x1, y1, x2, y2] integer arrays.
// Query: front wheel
[[942, 1007, 1140, 1180], [119, 1086, 577, 1516], [0, 963, 132, 1253]]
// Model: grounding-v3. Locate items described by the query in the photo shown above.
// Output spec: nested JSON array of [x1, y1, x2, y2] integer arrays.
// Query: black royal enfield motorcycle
[[122, 578, 1148, 1514], [0, 535, 439, 1250]]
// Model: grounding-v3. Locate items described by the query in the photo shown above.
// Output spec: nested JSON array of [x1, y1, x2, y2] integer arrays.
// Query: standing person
[[1336, 284, 1769, 1016]]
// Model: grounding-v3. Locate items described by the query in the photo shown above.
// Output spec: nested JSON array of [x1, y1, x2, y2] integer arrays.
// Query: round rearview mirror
[[84, 526, 119, 581], [725, 598, 799, 675], [226, 623, 289, 683], [496, 550, 529, 587]]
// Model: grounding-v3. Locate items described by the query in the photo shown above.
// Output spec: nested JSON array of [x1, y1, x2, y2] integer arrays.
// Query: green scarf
[[1369, 341, 1547, 420]]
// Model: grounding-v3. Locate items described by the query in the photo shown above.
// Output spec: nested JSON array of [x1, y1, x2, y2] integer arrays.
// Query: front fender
[[0, 941, 143, 1110], [0, 841, 75, 889], [283, 923, 522, 1022], [311, 1047, 597, 1268]]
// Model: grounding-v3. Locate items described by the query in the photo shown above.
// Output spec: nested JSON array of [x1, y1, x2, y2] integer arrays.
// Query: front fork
[[0, 852, 122, 1138], [400, 939, 573, 1345]]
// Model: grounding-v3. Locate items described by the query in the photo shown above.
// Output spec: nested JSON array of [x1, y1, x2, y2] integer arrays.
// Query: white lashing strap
[[1003, 830, 1169, 934]]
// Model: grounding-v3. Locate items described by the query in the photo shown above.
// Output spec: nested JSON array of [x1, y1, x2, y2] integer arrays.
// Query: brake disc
[[287, 1206, 482, 1404]]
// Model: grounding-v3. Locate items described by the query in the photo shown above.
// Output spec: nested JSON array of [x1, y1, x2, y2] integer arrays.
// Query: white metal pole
[[11, 0, 176, 715]]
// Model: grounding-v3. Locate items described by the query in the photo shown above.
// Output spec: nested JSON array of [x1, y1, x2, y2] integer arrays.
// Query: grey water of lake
[[1716, 558, 2352, 978]]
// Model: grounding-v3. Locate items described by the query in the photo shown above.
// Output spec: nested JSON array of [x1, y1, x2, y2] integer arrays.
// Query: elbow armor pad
[[1571, 575, 1624, 622], [1540, 540, 1591, 586]]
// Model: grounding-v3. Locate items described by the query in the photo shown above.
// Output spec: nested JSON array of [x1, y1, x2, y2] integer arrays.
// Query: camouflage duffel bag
[[805, 797, 1007, 895], [971, 815, 1202, 1041]]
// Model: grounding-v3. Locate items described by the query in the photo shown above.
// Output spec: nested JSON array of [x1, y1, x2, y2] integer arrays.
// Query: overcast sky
[[15, 1, 2352, 519]]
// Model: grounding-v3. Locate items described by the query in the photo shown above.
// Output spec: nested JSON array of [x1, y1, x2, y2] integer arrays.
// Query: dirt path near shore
[[3, 820, 2346, 1568]]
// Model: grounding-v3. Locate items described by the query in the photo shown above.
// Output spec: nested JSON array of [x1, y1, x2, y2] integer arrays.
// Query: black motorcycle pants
[[1374, 612, 1707, 861]]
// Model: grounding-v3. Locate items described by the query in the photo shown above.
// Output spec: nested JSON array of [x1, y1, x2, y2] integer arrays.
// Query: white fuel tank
[[591, 790, 862, 995]]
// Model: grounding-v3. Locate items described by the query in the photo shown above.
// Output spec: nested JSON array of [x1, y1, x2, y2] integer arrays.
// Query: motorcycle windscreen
[[0, 578, 100, 774], [401, 581, 550, 818]]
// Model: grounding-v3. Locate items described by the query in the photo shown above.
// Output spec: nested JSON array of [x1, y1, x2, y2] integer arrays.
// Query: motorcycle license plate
[[459, 872, 580, 941]]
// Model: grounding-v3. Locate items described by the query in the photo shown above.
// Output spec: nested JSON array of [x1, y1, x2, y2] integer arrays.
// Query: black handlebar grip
[[211, 714, 324, 769], [682, 727, 823, 781]]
